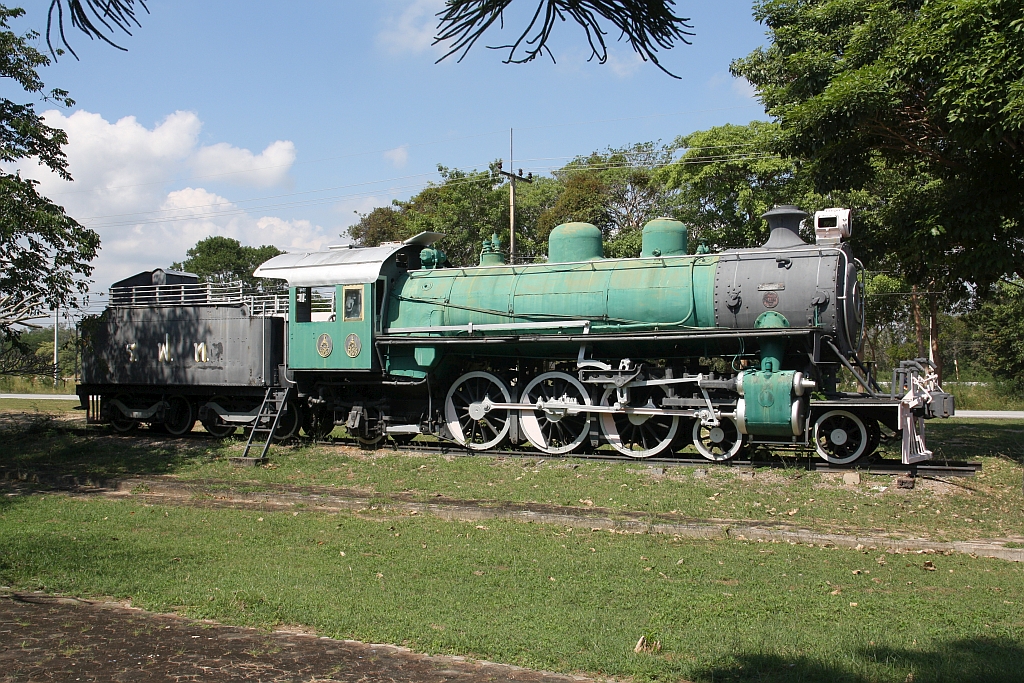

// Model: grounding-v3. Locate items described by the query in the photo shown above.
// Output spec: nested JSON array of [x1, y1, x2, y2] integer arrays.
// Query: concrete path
[[952, 410, 1024, 420], [0, 393, 78, 400]]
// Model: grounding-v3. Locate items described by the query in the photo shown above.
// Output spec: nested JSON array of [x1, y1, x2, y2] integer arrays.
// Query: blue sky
[[10, 1, 769, 289]]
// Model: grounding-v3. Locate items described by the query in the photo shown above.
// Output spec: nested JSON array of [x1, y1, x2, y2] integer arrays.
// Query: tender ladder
[[240, 387, 292, 460]]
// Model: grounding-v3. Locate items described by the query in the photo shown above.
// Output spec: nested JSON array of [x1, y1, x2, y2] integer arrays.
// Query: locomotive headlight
[[813, 208, 852, 244]]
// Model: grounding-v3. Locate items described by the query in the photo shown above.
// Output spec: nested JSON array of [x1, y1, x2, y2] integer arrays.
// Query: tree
[[658, 122, 805, 249], [536, 172, 612, 239], [398, 164, 509, 267], [349, 165, 509, 267], [538, 142, 679, 257], [0, 4, 100, 343], [435, 0, 693, 76], [730, 0, 1024, 292], [348, 206, 412, 247], [171, 236, 283, 288], [975, 279, 1024, 390]]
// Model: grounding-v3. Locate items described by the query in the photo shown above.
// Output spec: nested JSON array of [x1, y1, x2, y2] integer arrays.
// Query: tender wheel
[[519, 371, 592, 455], [202, 418, 236, 438], [272, 399, 302, 442], [200, 396, 237, 438], [814, 410, 868, 464], [163, 395, 196, 436], [598, 386, 679, 458], [108, 395, 137, 434], [445, 371, 512, 450], [693, 418, 743, 461]]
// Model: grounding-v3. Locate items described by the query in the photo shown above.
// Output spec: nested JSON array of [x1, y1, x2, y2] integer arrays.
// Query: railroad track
[[327, 437, 982, 477], [51, 425, 981, 477]]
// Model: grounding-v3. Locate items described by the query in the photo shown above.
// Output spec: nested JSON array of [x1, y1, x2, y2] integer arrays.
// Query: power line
[[81, 153, 782, 230], [45, 104, 765, 198]]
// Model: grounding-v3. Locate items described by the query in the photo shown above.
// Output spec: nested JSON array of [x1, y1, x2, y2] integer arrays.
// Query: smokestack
[[761, 205, 808, 249]]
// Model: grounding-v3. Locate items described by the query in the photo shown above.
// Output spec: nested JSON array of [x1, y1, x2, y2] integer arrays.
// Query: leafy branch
[[434, 0, 693, 77], [46, 0, 148, 58]]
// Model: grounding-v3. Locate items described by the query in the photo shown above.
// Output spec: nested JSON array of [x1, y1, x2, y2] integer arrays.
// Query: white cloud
[[377, 0, 445, 55], [707, 72, 759, 101], [605, 47, 645, 78], [732, 77, 757, 100], [192, 140, 296, 187], [383, 145, 409, 168], [8, 109, 327, 288], [707, 72, 730, 88]]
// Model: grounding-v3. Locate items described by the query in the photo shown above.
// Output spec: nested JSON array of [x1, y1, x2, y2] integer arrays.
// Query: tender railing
[[108, 281, 299, 316]]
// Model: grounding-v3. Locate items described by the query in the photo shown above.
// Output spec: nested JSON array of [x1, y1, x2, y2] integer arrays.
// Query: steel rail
[[323, 437, 981, 476]]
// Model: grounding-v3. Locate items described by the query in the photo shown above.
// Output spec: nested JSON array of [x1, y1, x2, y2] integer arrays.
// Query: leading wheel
[[814, 410, 868, 464], [163, 395, 196, 436], [444, 371, 512, 450], [598, 386, 679, 458], [693, 418, 743, 461], [864, 418, 881, 458], [519, 371, 591, 455]]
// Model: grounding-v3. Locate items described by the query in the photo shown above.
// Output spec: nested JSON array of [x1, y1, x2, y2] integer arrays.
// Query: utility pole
[[53, 303, 59, 387], [496, 129, 532, 263]]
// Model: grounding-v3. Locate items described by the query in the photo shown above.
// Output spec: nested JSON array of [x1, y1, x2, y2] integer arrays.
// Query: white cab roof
[[253, 232, 443, 286]]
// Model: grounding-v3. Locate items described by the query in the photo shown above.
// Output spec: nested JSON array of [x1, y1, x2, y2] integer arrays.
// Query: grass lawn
[[1, 493, 1022, 683], [2, 414, 1022, 543], [0, 397, 80, 413]]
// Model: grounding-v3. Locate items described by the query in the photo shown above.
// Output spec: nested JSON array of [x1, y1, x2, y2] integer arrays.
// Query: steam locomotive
[[77, 205, 953, 464]]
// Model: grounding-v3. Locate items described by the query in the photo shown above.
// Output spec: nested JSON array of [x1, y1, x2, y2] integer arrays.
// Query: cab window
[[295, 287, 312, 323], [343, 285, 363, 322]]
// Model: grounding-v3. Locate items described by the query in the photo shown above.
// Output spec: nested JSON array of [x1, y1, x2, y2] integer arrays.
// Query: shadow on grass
[[693, 638, 1024, 683], [927, 420, 1024, 465], [0, 414, 230, 480]]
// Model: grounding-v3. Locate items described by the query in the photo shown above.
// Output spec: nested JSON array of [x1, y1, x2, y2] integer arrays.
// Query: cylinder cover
[[548, 222, 603, 263]]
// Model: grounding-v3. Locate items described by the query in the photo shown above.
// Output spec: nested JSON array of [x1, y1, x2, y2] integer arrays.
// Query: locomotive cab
[[287, 282, 375, 371], [253, 232, 444, 375]]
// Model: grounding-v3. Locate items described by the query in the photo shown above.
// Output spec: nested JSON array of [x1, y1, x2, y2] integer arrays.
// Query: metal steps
[[238, 387, 293, 462]]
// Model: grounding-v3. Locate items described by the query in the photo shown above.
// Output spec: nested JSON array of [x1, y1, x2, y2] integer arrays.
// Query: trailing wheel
[[519, 371, 592, 455], [302, 405, 336, 440], [163, 395, 196, 436], [598, 386, 679, 458], [692, 418, 743, 461], [348, 406, 385, 448], [813, 410, 868, 464], [444, 371, 512, 450]]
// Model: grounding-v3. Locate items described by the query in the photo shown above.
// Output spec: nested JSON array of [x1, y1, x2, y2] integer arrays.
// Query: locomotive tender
[[78, 205, 953, 464]]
